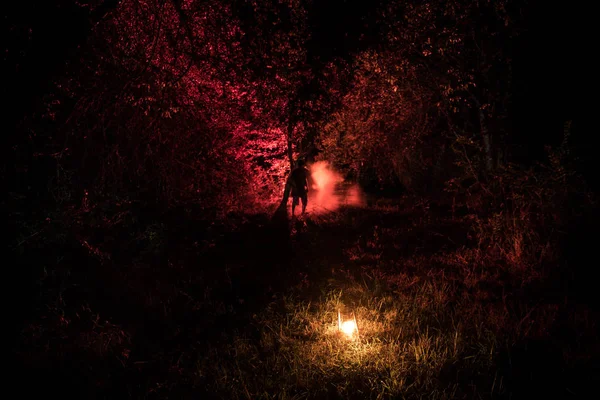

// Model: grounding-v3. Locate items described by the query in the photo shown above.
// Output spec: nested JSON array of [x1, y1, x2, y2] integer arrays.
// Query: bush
[[452, 128, 595, 279]]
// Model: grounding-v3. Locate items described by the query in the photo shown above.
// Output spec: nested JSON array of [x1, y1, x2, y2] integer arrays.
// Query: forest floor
[[12, 194, 600, 399]]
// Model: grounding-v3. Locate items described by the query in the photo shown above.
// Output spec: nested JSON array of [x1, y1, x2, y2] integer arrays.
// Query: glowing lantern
[[340, 320, 357, 336], [338, 310, 359, 339]]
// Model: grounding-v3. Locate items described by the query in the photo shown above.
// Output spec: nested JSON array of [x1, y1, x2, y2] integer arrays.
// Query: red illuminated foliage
[[41, 0, 524, 213], [49, 0, 340, 212]]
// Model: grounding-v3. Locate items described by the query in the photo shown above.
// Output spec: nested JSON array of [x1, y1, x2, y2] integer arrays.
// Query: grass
[[197, 286, 501, 399], [12, 193, 600, 399], [191, 208, 554, 399]]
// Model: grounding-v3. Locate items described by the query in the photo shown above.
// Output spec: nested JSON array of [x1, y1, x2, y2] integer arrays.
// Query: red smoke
[[307, 161, 365, 214]]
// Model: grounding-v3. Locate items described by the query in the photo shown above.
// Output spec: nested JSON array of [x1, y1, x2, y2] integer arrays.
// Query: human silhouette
[[290, 159, 309, 216]]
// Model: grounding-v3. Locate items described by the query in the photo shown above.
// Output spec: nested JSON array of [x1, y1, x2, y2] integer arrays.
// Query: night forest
[[6, 1, 597, 399]]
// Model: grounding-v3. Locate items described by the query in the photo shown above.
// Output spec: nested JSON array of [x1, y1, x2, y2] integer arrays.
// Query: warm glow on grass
[[197, 282, 507, 398]]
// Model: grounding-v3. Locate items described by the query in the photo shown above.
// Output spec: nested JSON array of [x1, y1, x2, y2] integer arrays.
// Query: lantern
[[338, 309, 359, 339]]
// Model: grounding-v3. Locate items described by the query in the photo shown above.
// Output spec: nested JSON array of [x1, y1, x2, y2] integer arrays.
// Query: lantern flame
[[338, 309, 359, 339], [340, 320, 357, 337]]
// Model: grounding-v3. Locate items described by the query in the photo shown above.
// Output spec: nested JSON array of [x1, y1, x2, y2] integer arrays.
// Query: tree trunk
[[272, 169, 292, 223], [287, 121, 294, 169], [272, 119, 295, 221], [471, 94, 494, 173], [481, 121, 493, 173], [279, 121, 295, 211]]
